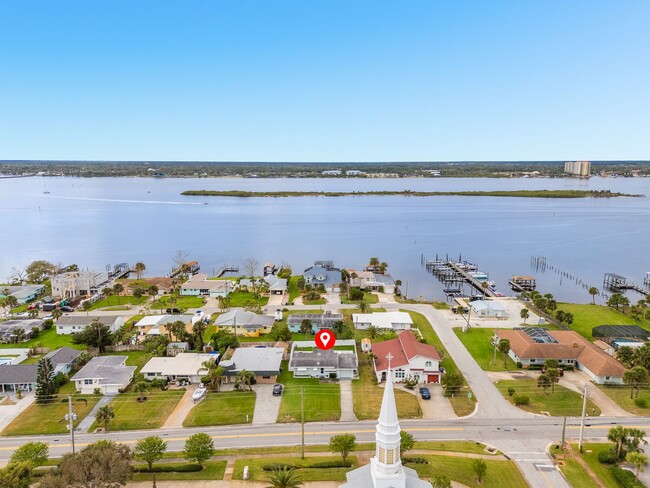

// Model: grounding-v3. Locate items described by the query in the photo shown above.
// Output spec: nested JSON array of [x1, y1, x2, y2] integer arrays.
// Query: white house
[[56, 316, 125, 335], [372, 330, 442, 384], [51, 271, 109, 299], [180, 273, 234, 298], [140, 353, 217, 384], [264, 275, 287, 295], [469, 299, 508, 318], [352, 312, 413, 331], [72, 356, 136, 394], [349, 271, 396, 294], [289, 340, 358, 379], [220, 347, 284, 384]]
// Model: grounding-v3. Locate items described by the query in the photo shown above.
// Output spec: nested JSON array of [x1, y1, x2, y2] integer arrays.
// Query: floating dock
[[423, 254, 500, 298]]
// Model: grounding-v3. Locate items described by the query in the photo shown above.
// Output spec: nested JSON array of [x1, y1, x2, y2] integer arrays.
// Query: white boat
[[192, 386, 207, 402]]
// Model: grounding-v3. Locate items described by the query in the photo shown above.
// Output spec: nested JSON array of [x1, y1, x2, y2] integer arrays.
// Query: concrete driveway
[[251, 384, 281, 425], [396, 384, 456, 420]]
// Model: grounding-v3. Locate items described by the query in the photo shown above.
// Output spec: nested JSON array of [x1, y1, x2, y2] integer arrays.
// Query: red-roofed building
[[372, 330, 442, 384]]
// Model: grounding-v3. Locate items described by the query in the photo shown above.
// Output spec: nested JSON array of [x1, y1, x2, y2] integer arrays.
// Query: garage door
[[427, 374, 439, 383]]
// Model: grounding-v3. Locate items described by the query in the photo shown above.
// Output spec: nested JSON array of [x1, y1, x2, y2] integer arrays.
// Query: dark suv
[[272, 384, 283, 396]]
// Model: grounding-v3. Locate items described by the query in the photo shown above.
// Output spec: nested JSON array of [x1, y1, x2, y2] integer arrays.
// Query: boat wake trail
[[50, 196, 205, 206]]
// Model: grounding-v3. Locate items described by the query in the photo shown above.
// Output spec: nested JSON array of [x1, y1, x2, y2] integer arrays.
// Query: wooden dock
[[603, 272, 650, 296], [215, 264, 239, 277], [169, 260, 200, 278], [509, 275, 537, 292], [446, 261, 497, 298]]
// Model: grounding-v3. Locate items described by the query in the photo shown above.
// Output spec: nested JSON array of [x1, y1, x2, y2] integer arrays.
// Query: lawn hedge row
[[134, 464, 203, 473], [261, 460, 352, 471]]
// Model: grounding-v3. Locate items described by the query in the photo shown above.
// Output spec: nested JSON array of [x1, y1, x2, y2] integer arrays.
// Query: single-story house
[[220, 347, 284, 384], [56, 316, 125, 335], [303, 262, 341, 292], [134, 314, 194, 338], [470, 299, 508, 318], [72, 356, 136, 394], [215, 310, 275, 337], [373, 330, 442, 384], [287, 311, 343, 334], [495, 327, 627, 384], [352, 312, 413, 331], [45, 346, 83, 375], [0, 285, 45, 304], [0, 319, 44, 343], [167, 342, 190, 356], [140, 353, 217, 384], [180, 274, 234, 298], [289, 340, 358, 379], [118, 277, 174, 295], [264, 275, 287, 295], [0, 365, 38, 392]]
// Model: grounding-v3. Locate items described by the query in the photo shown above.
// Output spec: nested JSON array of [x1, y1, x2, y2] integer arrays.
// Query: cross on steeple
[[386, 352, 394, 371]]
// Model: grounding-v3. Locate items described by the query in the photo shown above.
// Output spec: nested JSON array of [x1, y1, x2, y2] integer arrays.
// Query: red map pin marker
[[315, 329, 336, 350]]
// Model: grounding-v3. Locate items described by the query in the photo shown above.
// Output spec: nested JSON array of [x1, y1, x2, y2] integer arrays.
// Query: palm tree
[[112, 283, 124, 304], [134, 262, 146, 279], [3, 295, 18, 318], [133, 381, 149, 402], [588, 286, 599, 305], [265, 467, 303, 488], [497, 339, 510, 368], [95, 405, 115, 432], [520, 308, 529, 324], [368, 257, 379, 271], [168, 320, 187, 342], [379, 262, 389, 274], [102, 287, 113, 304], [608, 426, 628, 459], [367, 325, 379, 339], [28, 308, 39, 319], [481, 281, 488, 297], [358, 301, 368, 314], [51, 308, 63, 321]]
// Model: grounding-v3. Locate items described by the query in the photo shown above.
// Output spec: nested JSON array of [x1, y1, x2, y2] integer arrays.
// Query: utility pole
[[561, 416, 567, 450], [578, 384, 588, 452], [66, 395, 77, 454], [493, 325, 499, 365], [301, 386, 305, 460]]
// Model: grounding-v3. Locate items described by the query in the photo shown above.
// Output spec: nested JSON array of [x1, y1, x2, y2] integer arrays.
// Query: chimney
[[572, 341, 578, 348]]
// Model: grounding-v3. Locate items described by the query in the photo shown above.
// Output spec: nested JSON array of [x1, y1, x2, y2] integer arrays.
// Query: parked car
[[166, 307, 181, 314], [272, 384, 283, 396], [419, 387, 431, 400], [60, 306, 75, 312]]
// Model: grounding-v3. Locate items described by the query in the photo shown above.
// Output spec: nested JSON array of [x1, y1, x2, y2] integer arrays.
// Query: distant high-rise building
[[564, 161, 591, 177]]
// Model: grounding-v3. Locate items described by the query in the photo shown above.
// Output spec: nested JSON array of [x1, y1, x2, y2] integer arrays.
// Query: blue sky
[[1, 1, 649, 161]]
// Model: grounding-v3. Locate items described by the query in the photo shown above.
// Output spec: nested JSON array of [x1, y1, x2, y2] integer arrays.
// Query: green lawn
[[276, 361, 341, 422], [353, 358, 422, 420], [412, 454, 528, 488], [598, 385, 650, 415], [578, 443, 621, 488], [227, 292, 269, 307], [550, 445, 600, 488], [341, 292, 380, 305], [288, 276, 302, 303], [0, 327, 83, 350], [2, 395, 100, 436], [90, 295, 149, 310], [495, 380, 601, 416], [401, 310, 476, 416], [415, 441, 498, 455], [183, 391, 255, 427], [150, 295, 206, 310], [233, 455, 359, 482], [454, 328, 518, 372], [132, 460, 227, 481], [556, 302, 650, 340], [92, 390, 185, 431]]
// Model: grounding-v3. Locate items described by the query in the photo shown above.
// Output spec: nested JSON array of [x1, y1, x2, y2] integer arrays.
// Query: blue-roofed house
[[303, 262, 341, 292]]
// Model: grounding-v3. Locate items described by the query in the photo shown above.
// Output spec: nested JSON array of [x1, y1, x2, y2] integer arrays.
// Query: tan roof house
[[495, 328, 626, 384]]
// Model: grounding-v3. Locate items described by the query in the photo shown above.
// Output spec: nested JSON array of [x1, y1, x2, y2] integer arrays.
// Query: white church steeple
[[371, 353, 406, 487]]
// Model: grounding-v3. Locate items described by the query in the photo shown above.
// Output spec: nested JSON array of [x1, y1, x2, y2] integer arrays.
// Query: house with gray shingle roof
[[45, 346, 83, 375], [0, 365, 38, 393], [289, 340, 358, 379], [71, 356, 136, 394]]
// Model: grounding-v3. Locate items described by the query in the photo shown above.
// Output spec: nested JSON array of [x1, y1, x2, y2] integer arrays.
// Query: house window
[[530, 359, 536, 363], [394, 369, 405, 379], [84, 379, 92, 385], [425, 361, 432, 368], [262, 376, 270, 379], [605, 376, 611, 380]]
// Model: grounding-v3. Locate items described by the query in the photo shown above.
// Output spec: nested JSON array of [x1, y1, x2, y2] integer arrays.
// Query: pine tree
[[35, 357, 56, 404]]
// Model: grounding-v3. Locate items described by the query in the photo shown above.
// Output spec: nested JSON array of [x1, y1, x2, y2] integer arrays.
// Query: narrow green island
[[182, 189, 640, 198]]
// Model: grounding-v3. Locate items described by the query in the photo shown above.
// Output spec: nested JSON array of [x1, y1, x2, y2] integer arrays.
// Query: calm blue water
[[1, 176, 649, 303]]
